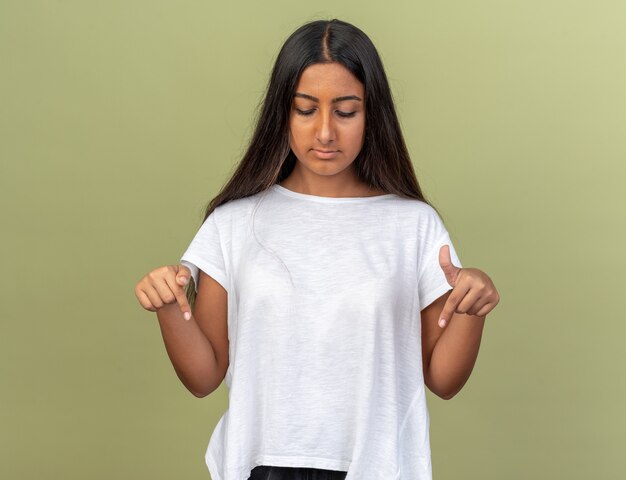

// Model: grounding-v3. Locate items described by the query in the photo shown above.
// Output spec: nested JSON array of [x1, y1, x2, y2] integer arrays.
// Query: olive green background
[[2, 1, 624, 478]]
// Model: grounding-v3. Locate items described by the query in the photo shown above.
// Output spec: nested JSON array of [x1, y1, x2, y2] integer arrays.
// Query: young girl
[[135, 18, 500, 480]]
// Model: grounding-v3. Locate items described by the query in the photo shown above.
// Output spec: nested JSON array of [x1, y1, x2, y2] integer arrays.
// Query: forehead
[[295, 63, 364, 97]]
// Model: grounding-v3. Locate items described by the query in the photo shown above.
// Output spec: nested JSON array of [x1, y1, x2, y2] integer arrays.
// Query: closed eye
[[295, 108, 357, 118]]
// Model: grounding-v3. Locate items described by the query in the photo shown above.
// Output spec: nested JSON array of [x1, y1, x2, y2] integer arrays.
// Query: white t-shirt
[[179, 183, 462, 480]]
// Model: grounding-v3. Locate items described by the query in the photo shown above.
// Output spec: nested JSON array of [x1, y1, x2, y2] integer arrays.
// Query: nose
[[315, 108, 336, 146]]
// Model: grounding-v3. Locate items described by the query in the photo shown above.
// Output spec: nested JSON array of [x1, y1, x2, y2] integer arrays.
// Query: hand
[[134, 264, 193, 321], [437, 245, 500, 328]]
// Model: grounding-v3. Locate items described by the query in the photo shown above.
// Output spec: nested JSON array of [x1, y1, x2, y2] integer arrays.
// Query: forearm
[[156, 303, 221, 397], [427, 313, 486, 399]]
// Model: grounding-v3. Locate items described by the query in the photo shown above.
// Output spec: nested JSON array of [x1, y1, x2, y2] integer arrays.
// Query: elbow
[[190, 386, 214, 398], [425, 367, 464, 400], [187, 370, 225, 398], [191, 389, 208, 398], [425, 371, 457, 400], [436, 380, 461, 400], [440, 382, 465, 400], [427, 377, 458, 400], [439, 390, 457, 400], [189, 378, 222, 398], [188, 381, 214, 398]]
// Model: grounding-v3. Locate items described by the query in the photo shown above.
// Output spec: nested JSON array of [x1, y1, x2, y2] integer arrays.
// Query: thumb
[[439, 244, 461, 287], [176, 264, 191, 286]]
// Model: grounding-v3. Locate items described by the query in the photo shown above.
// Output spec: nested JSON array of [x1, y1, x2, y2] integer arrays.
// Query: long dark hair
[[185, 18, 444, 304]]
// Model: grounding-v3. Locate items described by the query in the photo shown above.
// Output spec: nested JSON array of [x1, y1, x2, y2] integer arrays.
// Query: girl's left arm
[[421, 245, 500, 400]]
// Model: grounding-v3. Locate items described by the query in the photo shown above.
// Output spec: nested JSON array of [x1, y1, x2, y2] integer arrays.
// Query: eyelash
[[295, 108, 357, 118]]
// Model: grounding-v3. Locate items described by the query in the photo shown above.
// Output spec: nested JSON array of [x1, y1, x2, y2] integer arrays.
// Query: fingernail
[[180, 277, 187, 285], [439, 318, 447, 328], [184, 312, 191, 321]]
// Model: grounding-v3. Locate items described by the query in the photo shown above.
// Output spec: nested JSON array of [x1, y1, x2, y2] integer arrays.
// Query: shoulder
[[213, 190, 264, 217], [210, 189, 269, 231], [389, 196, 439, 221]]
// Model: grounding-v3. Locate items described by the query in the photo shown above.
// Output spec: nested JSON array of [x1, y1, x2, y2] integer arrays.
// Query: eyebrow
[[293, 92, 363, 103]]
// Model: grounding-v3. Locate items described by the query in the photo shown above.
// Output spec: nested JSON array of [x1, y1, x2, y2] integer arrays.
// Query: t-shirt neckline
[[272, 184, 395, 203]]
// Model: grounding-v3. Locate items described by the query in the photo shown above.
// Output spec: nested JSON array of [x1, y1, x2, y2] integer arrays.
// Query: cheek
[[289, 123, 308, 148], [346, 124, 366, 150], [288, 123, 297, 146]]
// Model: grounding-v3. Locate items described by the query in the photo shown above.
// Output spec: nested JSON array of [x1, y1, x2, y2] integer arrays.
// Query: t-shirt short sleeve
[[417, 207, 463, 311], [179, 209, 228, 294]]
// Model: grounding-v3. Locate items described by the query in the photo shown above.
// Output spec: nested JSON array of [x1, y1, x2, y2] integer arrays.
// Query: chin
[[292, 150, 356, 174]]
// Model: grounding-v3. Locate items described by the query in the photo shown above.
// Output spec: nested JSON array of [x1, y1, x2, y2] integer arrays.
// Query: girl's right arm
[[135, 264, 227, 398]]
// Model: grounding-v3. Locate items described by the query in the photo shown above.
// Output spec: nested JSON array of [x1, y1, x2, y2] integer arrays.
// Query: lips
[[312, 148, 340, 159]]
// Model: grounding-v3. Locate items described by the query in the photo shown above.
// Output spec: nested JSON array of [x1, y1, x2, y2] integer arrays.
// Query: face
[[288, 62, 366, 182]]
